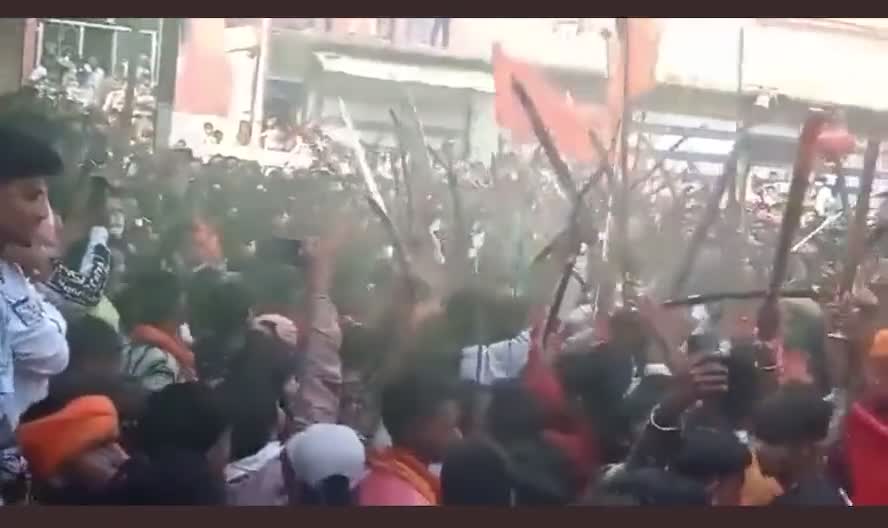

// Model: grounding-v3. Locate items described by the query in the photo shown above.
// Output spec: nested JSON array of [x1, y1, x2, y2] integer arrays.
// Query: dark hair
[[441, 438, 513, 506], [602, 468, 710, 506], [243, 263, 302, 312], [65, 316, 122, 370], [444, 287, 530, 348], [187, 270, 252, 339], [299, 476, 353, 506], [136, 382, 229, 457], [223, 329, 299, 396], [219, 379, 279, 461], [456, 380, 489, 436], [674, 428, 752, 482], [22, 373, 147, 435], [507, 437, 575, 505], [555, 343, 634, 410], [752, 383, 833, 445], [486, 379, 545, 444], [186, 267, 225, 331], [117, 270, 182, 329], [107, 449, 225, 505], [380, 370, 459, 446], [781, 299, 830, 395], [554, 343, 634, 449], [0, 124, 64, 181]]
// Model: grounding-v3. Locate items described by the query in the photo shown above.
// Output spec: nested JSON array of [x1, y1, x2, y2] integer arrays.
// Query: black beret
[[0, 125, 64, 182]]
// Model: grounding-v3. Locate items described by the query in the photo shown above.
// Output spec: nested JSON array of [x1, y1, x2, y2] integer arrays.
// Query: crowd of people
[[26, 42, 157, 153], [1, 80, 888, 508]]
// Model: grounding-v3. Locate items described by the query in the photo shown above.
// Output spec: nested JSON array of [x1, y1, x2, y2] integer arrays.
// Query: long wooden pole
[[839, 139, 880, 294], [668, 150, 737, 297], [250, 18, 271, 149], [617, 18, 633, 301], [767, 114, 829, 298], [758, 112, 828, 341]]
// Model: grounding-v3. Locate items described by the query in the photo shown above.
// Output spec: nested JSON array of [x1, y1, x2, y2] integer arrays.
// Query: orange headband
[[16, 395, 119, 480]]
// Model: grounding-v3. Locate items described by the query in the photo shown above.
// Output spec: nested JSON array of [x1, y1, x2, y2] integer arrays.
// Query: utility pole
[[154, 18, 180, 151], [250, 18, 271, 149]]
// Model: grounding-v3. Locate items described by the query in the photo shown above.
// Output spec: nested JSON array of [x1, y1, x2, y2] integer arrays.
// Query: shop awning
[[312, 51, 495, 93]]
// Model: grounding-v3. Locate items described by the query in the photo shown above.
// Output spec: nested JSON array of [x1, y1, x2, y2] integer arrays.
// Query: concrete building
[[0, 18, 36, 95], [7, 17, 888, 193], [258, 18, 888, 191]]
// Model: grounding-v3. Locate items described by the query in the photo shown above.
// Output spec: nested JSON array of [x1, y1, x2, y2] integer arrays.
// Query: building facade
[[257, 18, 888, 187]]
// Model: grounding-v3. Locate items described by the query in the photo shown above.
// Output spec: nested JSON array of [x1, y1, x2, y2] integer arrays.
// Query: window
[[82, 27, 114, 72]]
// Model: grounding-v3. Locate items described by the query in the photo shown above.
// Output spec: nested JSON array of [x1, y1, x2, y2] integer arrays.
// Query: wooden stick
[[542, 170, 603, 347], [341, 100, 415, 304], [389, 109, 417, 240], [834, 159, 850, 217], [767, 113, 829, 299], [429, 146, 470, 277], [791, 211, 843, 253], [630, 113, 646, 177], [662, 287, 819, 307], [616, 17, 634, 302], [511, 78, 579, 202], [631, 136, 688, 191], [668, 150, 737, 298], [339, 98, 388, 216], [839, 139, 880, 294]]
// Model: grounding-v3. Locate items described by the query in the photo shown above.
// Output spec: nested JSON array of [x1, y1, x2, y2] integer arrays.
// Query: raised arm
[[291, 229, 347, 431]]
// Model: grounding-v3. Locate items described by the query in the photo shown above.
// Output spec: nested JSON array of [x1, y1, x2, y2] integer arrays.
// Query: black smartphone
[[256, 237, 307, 267]]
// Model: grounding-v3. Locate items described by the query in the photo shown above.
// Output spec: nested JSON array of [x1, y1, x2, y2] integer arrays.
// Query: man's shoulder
[[772, 477, 848, 506], [124, 343, 178, 368], [359, 467, 432, 506]]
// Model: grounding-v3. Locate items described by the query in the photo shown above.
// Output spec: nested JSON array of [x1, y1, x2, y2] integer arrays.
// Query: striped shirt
[[122, 342, 184, 392]]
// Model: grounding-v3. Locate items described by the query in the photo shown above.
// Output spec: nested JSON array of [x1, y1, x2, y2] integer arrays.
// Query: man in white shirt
[[814, 179, 840, 217], [0, 126, 66, 436]]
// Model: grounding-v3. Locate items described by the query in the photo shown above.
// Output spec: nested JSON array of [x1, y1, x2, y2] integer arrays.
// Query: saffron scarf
[[366, 447, 440, 505], [130, 324, 197, 381]]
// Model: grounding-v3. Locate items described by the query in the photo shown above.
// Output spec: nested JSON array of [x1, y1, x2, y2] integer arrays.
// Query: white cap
[[285, 424, 366, 489], [252, 314, 300, 347]]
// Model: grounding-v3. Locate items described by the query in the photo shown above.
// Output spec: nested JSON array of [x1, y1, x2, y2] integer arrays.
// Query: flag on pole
[[492, 19, 661, 164], [492, 43, 614, 163], [606, 18, 662, 114]]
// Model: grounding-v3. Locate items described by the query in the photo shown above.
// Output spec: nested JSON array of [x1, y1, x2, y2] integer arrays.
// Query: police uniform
[[0, 125, 66, 499], [0, 259, 68, 430]]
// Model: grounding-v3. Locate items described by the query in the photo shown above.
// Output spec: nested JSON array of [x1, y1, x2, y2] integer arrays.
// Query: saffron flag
[[492, 18, 661, 163], [607, 18, 662, 115], [492, 43, 613, 163], [174, 18, 233, 117]]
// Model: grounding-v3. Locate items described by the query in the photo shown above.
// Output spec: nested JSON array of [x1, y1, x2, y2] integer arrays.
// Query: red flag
[[174, 18, 233, 117], [492, 43, 614, 163]]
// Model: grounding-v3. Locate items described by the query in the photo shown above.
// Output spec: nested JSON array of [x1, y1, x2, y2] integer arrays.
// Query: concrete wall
[[311, 73, 475, 149], [0, 18, 27, 95]]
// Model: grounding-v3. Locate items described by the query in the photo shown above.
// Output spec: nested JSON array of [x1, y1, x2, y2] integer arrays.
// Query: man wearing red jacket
[[840, 329, 888, 504]]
